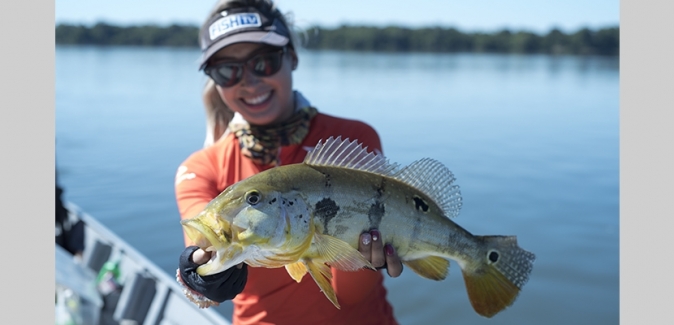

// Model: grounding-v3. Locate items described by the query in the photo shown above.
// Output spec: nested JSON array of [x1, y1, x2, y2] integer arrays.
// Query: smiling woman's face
[[210, 42, 296, 126]]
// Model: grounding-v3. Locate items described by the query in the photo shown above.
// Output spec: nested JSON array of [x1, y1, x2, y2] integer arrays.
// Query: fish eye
[[487, 250, 500, 264], [245, 190, 261, 205]]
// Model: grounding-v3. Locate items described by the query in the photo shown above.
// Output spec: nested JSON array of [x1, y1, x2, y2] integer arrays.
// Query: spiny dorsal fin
[[304, 136, 400, 175], [304, 136, 462, 218]]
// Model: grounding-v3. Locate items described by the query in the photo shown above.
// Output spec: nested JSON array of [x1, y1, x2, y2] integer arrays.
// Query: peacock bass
[[181, 136, 535, 317]]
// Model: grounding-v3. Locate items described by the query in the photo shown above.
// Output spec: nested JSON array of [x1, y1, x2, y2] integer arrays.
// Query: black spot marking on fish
[[413, 196, 429, 212], [322, 172, 332, 188], [375, 185, 384, 196], [410, 213, 422, 242], [368, 201, 385, 229], [289, 200, 294, 206], [298, 214, 303, 219], [334, 225, 349, 237], [315, 198, 340, 234], [488, 250, 500, 263], [371, 178, 386, 196], [367, 178, 387, 227], [269, 198, 277, 205]]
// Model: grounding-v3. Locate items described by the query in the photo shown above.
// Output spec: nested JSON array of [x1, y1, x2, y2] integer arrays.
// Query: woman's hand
[[358, 229, 403, 277], [191, 248, 213, 264], [178, 246, 248, 303]]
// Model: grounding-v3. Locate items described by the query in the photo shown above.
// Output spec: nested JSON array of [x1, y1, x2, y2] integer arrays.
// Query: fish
[[181, 136, 535, 317]]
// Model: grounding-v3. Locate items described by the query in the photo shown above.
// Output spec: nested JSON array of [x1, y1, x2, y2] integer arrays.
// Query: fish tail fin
[[461, 235, 535, 318]]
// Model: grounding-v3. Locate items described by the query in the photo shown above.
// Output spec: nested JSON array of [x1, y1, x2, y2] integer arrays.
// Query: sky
[[54, 0, 619, 34]]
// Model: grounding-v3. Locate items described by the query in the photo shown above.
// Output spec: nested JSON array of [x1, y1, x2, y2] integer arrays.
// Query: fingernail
[[385, 244, 395, 256], [361, 233, 371, 245], [371, 230, 380, 242]]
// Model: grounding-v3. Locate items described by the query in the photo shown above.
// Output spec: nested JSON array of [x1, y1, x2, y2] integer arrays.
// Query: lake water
[[55, 46, 619, 325]]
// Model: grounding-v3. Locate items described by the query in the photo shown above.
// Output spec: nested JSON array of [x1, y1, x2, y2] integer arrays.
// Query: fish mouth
[[181, 218, 246, 276], [197, 245, 245, 276], [181, 218, 221, 249]]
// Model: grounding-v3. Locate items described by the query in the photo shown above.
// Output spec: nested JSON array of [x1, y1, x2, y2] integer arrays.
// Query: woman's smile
[[241, 90, 273, 107]]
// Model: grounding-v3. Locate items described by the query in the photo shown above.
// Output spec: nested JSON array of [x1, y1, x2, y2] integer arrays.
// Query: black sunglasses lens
[[207, 48, 285, 87], [249, 51, 283, 77], [209, 64, 243, 87]]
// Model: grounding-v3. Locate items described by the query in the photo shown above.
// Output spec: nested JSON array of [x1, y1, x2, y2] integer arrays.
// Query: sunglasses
[[204, 47, 287, 88]]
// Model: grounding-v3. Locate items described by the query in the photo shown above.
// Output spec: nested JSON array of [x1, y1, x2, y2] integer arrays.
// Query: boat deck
[[56, 202, 231, 325]]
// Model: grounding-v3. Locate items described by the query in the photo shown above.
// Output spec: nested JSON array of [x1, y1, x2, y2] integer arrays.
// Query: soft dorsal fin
[[304, 137, 463, 218], [392, 158, 462, 218]]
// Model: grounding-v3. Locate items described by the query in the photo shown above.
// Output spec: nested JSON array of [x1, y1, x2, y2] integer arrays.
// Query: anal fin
[[403, 256, 450, 280]]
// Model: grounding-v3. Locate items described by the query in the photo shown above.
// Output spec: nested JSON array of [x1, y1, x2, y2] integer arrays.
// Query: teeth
[[243, 92, 271, 105]]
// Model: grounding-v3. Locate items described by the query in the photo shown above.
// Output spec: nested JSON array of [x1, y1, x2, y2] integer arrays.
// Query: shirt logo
[[175, 166, 196, 186], [209, 13, 261, 40]]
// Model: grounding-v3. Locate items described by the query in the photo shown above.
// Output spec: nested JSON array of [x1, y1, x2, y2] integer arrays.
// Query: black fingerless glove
[[179, 246, 248, 303]]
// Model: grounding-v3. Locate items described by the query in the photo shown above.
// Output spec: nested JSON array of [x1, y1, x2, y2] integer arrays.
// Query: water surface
[[56, 46, 619, 324]]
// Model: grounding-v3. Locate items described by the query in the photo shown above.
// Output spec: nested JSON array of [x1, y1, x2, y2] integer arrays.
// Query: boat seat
[[114, 272, 157, 324]]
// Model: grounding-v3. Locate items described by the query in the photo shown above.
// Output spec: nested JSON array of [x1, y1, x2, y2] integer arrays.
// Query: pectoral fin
[[403, 256, 450, 280], [304, 259, 340, 309], [285, 261, 308, 283], [293, 230, 376, 309], [312, 233, 375, 271]]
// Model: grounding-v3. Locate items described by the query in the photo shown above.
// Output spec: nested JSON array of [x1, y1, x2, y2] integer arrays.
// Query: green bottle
[[96, 259, 122, 295]]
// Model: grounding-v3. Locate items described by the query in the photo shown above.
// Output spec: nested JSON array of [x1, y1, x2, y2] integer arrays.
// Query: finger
[[384, 244, 403, 278], [358, 232, 372, 263], [370, 229, 386, 268], [191, 248, 211, 265]]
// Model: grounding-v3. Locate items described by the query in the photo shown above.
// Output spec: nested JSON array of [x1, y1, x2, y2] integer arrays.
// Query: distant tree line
[[301, 26, 618, 55], [55, 23, 618, 55], [56, 23, 200, 47]]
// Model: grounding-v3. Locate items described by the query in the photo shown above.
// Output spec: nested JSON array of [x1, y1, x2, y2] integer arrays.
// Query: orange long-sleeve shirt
[[175, 112, 398, 325]]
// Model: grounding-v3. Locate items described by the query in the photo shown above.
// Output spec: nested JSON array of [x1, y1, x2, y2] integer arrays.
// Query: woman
[[176, 1, 402, 324]]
